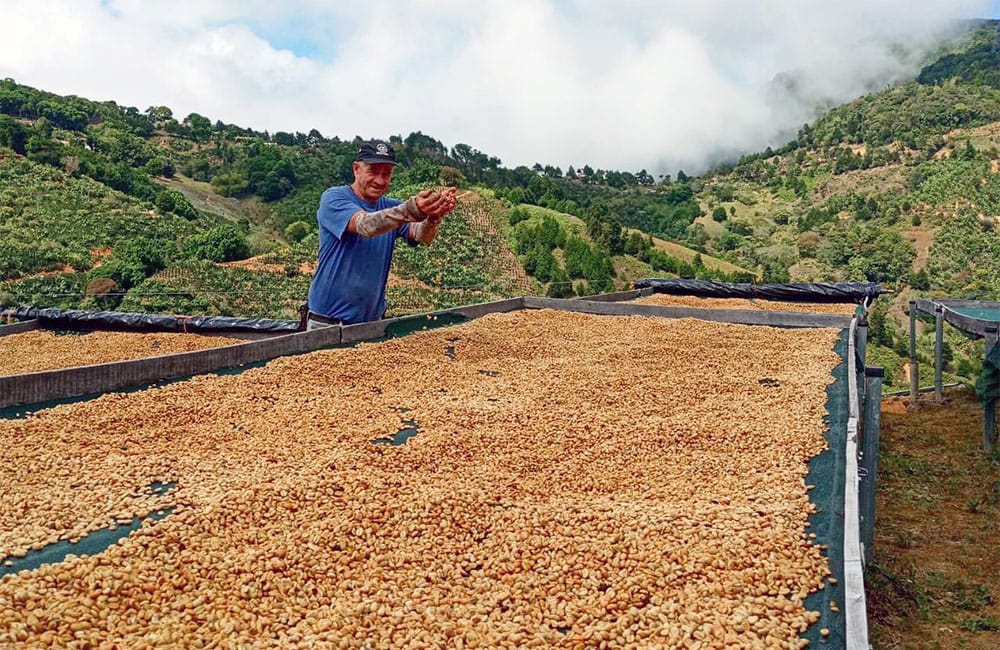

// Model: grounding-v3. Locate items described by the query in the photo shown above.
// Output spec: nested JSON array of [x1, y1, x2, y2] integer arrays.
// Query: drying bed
[[2, 309, 845, 648], [0, 330, 245, 377], [631, 294, 860, 316]]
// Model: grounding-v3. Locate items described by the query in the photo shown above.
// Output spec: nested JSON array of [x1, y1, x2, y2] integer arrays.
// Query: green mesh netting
[[949, 306, 1000, 323], [0, 484, 175, 578], [802, 329, 850, 648], [380, 312, 469, 339]]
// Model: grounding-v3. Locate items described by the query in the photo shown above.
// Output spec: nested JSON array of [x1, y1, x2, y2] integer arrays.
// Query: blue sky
[[1, 0, 997, 174]]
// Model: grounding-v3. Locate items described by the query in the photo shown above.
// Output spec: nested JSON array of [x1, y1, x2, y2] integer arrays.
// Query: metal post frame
[[935, 308, 944, 403], [860, 367, 884, 567], [987, 335, 998, 454], [857, 322, 869, 406], [909, 301, 919, 407], [987, 399, 997, 455]]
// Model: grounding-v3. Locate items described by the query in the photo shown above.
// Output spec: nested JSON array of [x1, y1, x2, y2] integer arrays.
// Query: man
[[306, 139, 457, 328]]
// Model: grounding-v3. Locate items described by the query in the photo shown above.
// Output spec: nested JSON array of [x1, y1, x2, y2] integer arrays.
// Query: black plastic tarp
[[3, 307, 301, 334], [633, 279, 884, 303]]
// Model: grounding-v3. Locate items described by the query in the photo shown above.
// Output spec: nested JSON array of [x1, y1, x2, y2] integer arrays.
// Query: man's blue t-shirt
[[307, 186, 413, 324]]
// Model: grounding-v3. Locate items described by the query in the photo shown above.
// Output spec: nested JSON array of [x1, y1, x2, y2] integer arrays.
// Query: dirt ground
[[867, 388, 1000, 649]]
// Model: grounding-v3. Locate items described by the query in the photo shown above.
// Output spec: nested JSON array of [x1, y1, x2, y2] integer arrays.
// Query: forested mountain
[[0, 74, 749, 319], [1, 20, 999, 387]]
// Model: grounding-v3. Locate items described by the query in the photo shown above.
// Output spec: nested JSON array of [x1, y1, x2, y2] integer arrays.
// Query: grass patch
[[868, 389, 1000, 649]]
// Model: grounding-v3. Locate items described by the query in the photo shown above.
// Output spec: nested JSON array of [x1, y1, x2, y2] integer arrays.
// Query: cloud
[[0, 0, 993, 176]]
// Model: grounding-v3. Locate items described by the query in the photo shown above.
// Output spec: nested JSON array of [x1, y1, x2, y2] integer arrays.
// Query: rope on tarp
[[632, 279, 885, 303], [0, 307, 301, 334]]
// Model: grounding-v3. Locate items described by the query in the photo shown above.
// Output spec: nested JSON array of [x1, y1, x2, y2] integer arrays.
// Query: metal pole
[[935, 308, 944, 403], [857, 318, 868, 406], [987, 398, 997, 455], [857, 321, 868, 363], [909, 301, 919, 408], [861, 367, 884, 567], [987, 336, 998, 454]]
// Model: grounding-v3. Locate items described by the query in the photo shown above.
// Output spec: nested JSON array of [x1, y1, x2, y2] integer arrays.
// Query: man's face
[[352, 162, 395, 202]]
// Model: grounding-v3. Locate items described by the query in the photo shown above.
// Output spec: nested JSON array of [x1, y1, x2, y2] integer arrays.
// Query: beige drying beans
[[0, 310, 842, 648], [0, 330, 244, 376], [633, 294, 860, 315]]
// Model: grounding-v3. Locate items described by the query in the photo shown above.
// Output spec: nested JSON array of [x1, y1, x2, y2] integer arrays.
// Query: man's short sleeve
[[317, 187, 361, 239]]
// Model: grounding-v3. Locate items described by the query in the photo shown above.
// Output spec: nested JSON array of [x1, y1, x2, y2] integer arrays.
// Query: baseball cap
[[355, 139, 397, 165]]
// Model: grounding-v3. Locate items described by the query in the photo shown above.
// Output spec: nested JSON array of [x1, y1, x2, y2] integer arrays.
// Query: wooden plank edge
[[0, 326, 344, 409], [0, 319, 41, 337], [844, 318, 871, 650]]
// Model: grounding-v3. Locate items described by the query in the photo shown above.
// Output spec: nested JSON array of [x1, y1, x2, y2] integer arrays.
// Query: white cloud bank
[[0, 0, 993, 176]]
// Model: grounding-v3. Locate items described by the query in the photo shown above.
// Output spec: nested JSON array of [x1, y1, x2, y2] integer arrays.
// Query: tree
[[184, 225, 250, 263], [546, 266, 574, 298], [109, 131, 153, 167], [439, 166, 465, 187], [563, 237, 589, 278], [583, 252, 614, 292], [909, 268, 931, 290], [718, 233, 744, 251], [154, 189, 197, 219], [624, 232, 647, 256], [797, 231, 821, 258], [185, 157, 212, 182], [33, 116, 53, 138], [0, 115, 28, 154], [184, 113, 213, 142], [508, 207, 530, 226], [155, 189, 176, 214], [307, 128, 324, 146], [144, 157, 175, 178], [96, 237, 167, 289], [244, 145, 296, 201], [145, 105, 173, 127], [211, 172, 249, 197], [26, 134, 60, 167], [285, 220, 312, 243], [959, 139, 976, 161]]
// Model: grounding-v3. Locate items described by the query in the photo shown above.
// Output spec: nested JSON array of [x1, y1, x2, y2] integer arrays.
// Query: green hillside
[[0, 20, 998, 354], [684, 22, 1000, 392], [503, 203, 750, 297], [0, 75, 754, 317]]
